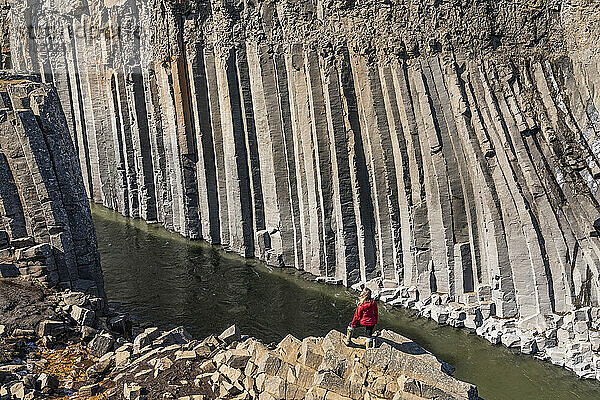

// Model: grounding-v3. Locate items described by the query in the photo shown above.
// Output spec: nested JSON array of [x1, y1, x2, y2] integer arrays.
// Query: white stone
[[546, 347, 566, 366], [501, 330, 521, 348], [520, 334, 538, 355], [431, 306, 449, 325]]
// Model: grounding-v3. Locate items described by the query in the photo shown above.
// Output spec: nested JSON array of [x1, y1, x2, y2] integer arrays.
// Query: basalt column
[[0, 74, 104, 295], [216, 49, 254, 257], [10, 0, 600, 377]]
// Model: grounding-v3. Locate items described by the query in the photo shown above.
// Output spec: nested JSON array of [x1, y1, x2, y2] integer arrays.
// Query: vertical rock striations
[[7, 0, 600, 378], [0, 73, 104, 296]]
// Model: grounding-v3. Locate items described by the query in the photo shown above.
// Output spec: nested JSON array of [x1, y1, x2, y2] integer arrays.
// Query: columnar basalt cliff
[[0, 0, 9, 69], [0, 73, 104, 296], [7, 0, 600, 378]]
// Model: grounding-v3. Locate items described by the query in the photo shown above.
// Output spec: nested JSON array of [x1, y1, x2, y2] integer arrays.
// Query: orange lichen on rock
[[37, 343, 95, 385], [29, 342, 114, 399]]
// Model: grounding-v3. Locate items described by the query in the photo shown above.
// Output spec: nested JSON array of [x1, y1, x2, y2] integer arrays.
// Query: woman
[[345, 288, 378, 348]]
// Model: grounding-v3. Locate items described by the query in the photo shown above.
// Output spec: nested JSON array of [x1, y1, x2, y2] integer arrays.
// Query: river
[[92, 205, 600, 400]]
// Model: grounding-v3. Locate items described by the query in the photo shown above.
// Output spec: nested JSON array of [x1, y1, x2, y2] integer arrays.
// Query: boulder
[[175, 350, 197, 361], [574, 321, 590, 341], [62, 291, 87, 307], [222, 349, 251, 369], [500, 331, 521, 348], [277, 334, 301, 364], [263, 376, 286, 398], [285, 382, 307, 400], [80, 326, 98, 341], [109, 315, 132, 337], [220, 380, 243, 397], [79, 383, 99, 396], [87, 352, 115, 379], [134, 327, 161, 352], [218, 325, 241, 345], [12, 329, 35, 338], [431, 306, 449, 324], [294, 364, 315, 388], [35, 373, 58, 391], [154, 356, 174, 378], [199, 360, 217, 374], [88, 332, 115, 357], [547, 347, 566, 366], [124, 383, 142, 400], [16, 243, 51, 261], [153, 327, 192, 347], [70, 305, 95, 327], [116, 347, 132, 369], [304, 387, 327, 400], [36, 320, 65, 337], [300, 337, 323, 370], [88, 297, 106, 312], [8, 382, 24, 400], [520, 334, 538, 355], [257, 352, 283, 376], [590, 329, 600, 351], [218, 364, 243, 383], [574, 307, 591, 323], [313, 370, 348, 397]]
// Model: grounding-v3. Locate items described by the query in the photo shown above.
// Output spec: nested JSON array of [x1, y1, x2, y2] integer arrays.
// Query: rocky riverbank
[[0, 278, 479, 400], [356, 278, 600, 381]]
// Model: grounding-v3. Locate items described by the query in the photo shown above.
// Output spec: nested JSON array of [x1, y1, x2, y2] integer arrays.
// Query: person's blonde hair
[[359, 288, 372, 304]]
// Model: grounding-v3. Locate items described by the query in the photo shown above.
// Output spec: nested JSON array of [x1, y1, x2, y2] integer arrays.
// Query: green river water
[[92, 205, 600, 400]]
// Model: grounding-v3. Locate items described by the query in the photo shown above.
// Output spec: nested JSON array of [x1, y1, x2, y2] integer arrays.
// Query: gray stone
[[70, 306, 95, 327], [175, 350, 197, 361], [79, 383, 99, 396], [116, 347, 132, 369], [431, 306, 449, 325], [153, 327, 192, 347], [218, 325, 241, 345], [37, 320, 65, 337], [222, 349, 251, 369], [134, 327, 161, 353], [62, 292, 87, 307], [154, 356, 174, 378], [35, 373, 58, 391], [124, 383, 142, 400], [300, 337, 323, 370], [547, 347, 566, 366], [88, 332, 115, 357]]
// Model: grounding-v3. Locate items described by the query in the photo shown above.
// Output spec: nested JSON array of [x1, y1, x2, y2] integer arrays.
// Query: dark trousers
[[350, 322, 375, 338]]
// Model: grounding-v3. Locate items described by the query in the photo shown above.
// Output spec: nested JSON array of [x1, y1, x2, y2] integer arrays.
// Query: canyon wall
[[7, 0, 600, 327], [0, 0, 9, 69], [0, 73, 104, 296]]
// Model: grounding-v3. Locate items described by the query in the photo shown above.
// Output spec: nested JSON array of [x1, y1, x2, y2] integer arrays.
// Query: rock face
[[1, 280, 479, 400], [0, 73, 104, 295], [94, 326, 480, 399], [6, 0, 600, 377], [0, 0, 9, 69]]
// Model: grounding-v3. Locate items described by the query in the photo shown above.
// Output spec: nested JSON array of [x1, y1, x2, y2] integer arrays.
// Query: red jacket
[[351, 300, 378, 328]]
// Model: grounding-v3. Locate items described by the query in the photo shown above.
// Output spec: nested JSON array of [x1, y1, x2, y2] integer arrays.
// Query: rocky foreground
[[0, 279, 479, 400]]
